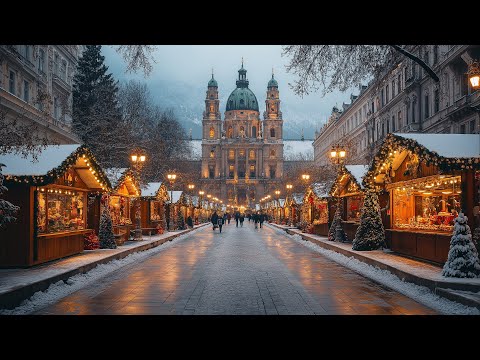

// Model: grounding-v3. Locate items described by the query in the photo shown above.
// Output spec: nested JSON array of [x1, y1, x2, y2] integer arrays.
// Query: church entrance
[[237, 188, 247, 206]]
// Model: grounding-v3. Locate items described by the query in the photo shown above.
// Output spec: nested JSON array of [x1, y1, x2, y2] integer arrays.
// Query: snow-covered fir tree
[[352, 190, 385, 251], [99, 208, 117, 249], [176, 211, 185, 230], [328, 200, 346, 241], [442, 213, 480, 278], [472, 225, 480, 254], [0, 164, 19, 229]]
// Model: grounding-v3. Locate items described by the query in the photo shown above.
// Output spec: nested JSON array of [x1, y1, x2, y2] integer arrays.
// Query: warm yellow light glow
[[470, 75, 480, 89], [140, 155, 146, 162], [330, 151, 337, 158], [441, 191, 452, 194], [131, 155, 137, 162], [339, 150, 346, 158]]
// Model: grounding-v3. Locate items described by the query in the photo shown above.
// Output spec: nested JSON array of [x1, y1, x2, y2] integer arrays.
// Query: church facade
[[200, 63, 284, 208]]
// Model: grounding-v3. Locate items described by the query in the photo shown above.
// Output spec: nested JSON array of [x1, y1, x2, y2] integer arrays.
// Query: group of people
[[210, 210, 268, 232]]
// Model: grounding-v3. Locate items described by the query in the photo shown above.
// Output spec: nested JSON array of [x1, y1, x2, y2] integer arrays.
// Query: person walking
[[247, 213, 251, 222], [227, 212, 231, 224], [259, 212, 265, 228], [217, 214, 224, 233], [235, 211, 240, 227], [239, 212, 245, 227], [253, 212, 259, 229], [211, 211, 218, 231], [187, 215, 193, 229]]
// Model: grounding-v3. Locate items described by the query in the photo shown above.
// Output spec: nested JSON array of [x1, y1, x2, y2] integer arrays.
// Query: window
[[229, 165, 234, 178], [210, 149, 215, 158], [270, 128, 275, 138], [433, 45, 438, 65], [23, 80, 29, 102], [470, 120, 476, 134], [412, 103, 415, 123], [382, 122, 385, 137], [392, 80, 395, 98], [38, 49, 45, 73], [398, 111, 402, 130], [386, 118, 390, 134], [424, 50, 430, 67], [424, 94, 429, 119], [404, 67, 408, 84], [209, 166, 215, 179], [240, 126, 245, 136], [228, 149, 234, 160], [397, 74, 401, 93], [54, 97, 60, 119], [391, 116, 395, 132], [460, 124, 466, 134], [239, 149, 245, 158], [270, 149, 276, 157], [209, 127, 215, 138], [229, 100, 233, 108], [54, 53, 59, 75], [227, 126, 233, 138], [381, 89, 384, 107], [249, 150, 255, 159], [25, 45, 31, 61], [434, 89, 439, 113], [9, 71, 16, 94], [371, 101, 375, 113], [249, 165, 255, 178], [252, 126, 257, 138], [270, 166, 276, 179], [386, 85, 389, 103], [240, 99, 244, 106]]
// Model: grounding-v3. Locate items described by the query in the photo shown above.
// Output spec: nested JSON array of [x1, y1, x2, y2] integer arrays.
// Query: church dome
[[268, 74, 278, 88], [208, 74, 218, 87], [225, 62, 259, 112]]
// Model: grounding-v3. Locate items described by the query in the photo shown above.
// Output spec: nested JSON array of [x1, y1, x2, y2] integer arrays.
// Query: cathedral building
[[200, 63, 284, 208]]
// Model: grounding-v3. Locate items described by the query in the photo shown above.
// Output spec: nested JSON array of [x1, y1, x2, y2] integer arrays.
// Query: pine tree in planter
[[328, 200, 346, 241], [176, 211, 185, 230], [0, 164, 19, 229], [442, 213, 480, 278], [352, 190, 385, 251], [99, 208, 117, 249]]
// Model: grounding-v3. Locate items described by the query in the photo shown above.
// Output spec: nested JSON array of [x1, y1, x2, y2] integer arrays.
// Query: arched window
[[240, 99, 244, 105], [229, 100, 233, 108], [270, 149, 276, 157], [209, 127, 215, 138], [210, 149, 215, 158], [249, 150, 255, 159], [270, 128, 275, 138], [228, 149, 234, 159], [227, 126, 233, 138], [252, 126, 257, 138]]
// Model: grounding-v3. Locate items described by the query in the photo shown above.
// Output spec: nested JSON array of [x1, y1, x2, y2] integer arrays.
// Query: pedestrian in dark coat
[[235, 211, 240, 227], [211, 211, 219, 230], [187, 215, 193, 228], [253, 212, 259, 229], [259, 213, 265, 228], [239, 213, 245, 227]]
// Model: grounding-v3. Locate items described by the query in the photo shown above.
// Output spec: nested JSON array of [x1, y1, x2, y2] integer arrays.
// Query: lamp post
[[167, 173, 177, 231], [329, 144, 347, 242], [286, 183, 293, 225], [274, 190, 281, 223], [199, 190, 204, 222], [468, 61, 480, 90], [131, 152, 146, 240]]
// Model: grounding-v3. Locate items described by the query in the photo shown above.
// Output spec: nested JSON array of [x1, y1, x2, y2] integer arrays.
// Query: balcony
[[52, 74, 70, 92]]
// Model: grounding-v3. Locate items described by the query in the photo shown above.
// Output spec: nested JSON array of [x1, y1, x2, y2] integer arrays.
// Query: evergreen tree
[[328, 200, 345, 241], [99, 208, 117, 249], [472, 225, 480, 254], [176, 211, 185, 230], [442, 213, 480, 278], [352, 190, 385, 251], [0, 164, 19, 229]]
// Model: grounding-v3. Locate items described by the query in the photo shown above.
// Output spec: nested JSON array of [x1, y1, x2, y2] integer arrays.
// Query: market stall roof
[[345, 165, 369, 189], [292, 193, 304, 205], [394, 133, 480, 158], [255, 204, 260, 211], [142, 182, 165, 198], [167, 191, 183, 204], [0, 144, 111, 190], [104, 168, 128, 188], [311, 182, 333, 198], [191, 195, 199, 207], [278, 198, 286, 207]]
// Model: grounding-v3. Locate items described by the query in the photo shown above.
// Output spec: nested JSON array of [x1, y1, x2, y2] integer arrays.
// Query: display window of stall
[[109, 195, 131, 225], [345, 195, 363, 222], [313, 200, 329, 224], [150, 201, 162, 221], [37, 188, 86, 234], [392, 175, 461, 232]]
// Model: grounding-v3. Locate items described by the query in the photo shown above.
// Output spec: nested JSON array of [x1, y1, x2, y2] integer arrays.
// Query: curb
[[268, 223, 480, 310], [0, 224, 208, 310]]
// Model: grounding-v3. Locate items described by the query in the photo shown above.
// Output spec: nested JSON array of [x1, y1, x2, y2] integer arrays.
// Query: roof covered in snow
[[311, 182, 333, 198], [292, 193, 304, 204], [191, 195, 199, 207], [168, 190, 183, 204], [255, 204, 260, 211], [105, 168, 128, 188], [0, 144, 82, 176], [278, 198, 286, 207], [345, 165, 369, 188], [394, 133, 480, 158], [142, 182, 163, 197]]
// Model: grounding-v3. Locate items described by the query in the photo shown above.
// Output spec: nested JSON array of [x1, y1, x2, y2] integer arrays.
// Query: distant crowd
[[210, 210, 270, 232]]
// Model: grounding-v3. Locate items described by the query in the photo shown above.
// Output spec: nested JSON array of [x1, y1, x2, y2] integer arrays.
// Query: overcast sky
[[102, 45, 356, 129]]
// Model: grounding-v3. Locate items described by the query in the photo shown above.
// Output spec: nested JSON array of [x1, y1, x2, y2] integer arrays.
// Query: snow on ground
[[267, 225, 479, 315], [0, 227, 203, 315]]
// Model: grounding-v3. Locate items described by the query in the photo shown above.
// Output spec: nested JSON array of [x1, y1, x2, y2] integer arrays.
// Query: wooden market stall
[[166, 191, 187, 230], [365, 133, 480, 265], [0, 145, 111, 267], [104, 168, 138, 242], [284, 193, 303, 226], [330, 165, 369, 241], [302, 183, 332, 236], [140, 182, 169, 234]]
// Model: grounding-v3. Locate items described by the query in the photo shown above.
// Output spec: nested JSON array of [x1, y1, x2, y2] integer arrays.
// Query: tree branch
[[390, 45, 439, 82]]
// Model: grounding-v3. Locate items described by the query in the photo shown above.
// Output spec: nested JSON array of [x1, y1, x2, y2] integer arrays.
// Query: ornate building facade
[[200, 64, 284, 207], [0, 45, 84, 144]]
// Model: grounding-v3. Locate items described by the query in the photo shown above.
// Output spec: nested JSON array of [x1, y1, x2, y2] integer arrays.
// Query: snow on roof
[[0, 144, 82, 176], [191, 195, 199, 207], [142, 182, 163, 197], [190, 140, 202, 160], [311, 182, 332, 198], [168, 190, 183, 204], [279, 198, 286, 207], [394, 133, 480, 158], [104, 168, 128, 188], [255, 204, 260, 211], [345, 165, 369, 188], [292, 193, 304, 204], [283, 140, 314, 161]]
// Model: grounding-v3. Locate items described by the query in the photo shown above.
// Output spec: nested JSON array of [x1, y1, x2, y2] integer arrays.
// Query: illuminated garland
[[111, 169, 140, 196], [329, 166, 362, 197], [4, 144, 112, 191], [363, 133, 480, 190]]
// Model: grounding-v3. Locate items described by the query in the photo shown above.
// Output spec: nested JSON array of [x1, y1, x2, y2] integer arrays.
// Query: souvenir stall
[[284, 193, 303, 226], [0, 145, 111, 267], [364, 133, 480, 264], [330, 165, 369, 241], [140, 182, 169, 234], [190, 195, 200, 224], [104, 168, 138, 242], [303, 183, 331, 236], [276, 198, 286, 223], [166, 191, 187, 230]]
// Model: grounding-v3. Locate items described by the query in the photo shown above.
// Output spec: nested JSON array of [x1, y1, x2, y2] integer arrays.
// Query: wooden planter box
[[313, 223, 329, 236]]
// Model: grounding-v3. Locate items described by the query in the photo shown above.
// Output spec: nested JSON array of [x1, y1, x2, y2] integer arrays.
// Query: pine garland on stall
[[0, 164, 19, 229], [442, 213, 480, 278], [176, 211, 185, 230], [352, 190, 385, 251], [99, 207, 117, 249]]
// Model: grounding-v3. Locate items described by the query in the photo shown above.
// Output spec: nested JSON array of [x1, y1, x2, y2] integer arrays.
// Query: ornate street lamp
[[329, 144, 347, 242], [468, 61, 480, 90], [286, 184, 293, 225], [131, 151, 146, 240], [198, 190, 205, 222], [167, 173, 177, 231]]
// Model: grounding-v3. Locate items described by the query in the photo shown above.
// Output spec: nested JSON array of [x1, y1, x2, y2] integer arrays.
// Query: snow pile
[[0, 227, 203, 315]]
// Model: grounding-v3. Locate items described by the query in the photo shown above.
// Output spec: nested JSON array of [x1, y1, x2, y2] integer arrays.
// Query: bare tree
[[282, 45, 439, 97], [115, 45, 156, 77]]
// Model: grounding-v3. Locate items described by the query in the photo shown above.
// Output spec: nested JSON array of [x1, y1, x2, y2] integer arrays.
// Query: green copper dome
[[226, 63, 259, 112], [208, 73, 218, 87], [268, 74, 278, 88]]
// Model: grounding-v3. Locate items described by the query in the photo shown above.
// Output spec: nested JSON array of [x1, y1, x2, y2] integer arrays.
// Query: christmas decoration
[[442, 213, 480, 278], [328, 200, 347, 242], [176, 211, 186, 230], [99, 207, 117, 249], [352, 190, 385, 251], [0, 163, 20, 229], [84, 230, 100, 250], [473, 226, 480, 253]]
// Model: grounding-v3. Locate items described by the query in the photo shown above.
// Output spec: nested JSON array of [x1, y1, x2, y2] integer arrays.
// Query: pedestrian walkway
[[34, 222, 436, 314], [268, 223, 480, 309], [0, 224, 208, 310]]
